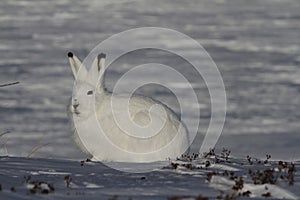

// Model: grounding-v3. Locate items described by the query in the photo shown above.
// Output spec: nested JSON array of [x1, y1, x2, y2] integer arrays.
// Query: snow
[[1, 151, 299, 199], [210, 176, 298, 199]]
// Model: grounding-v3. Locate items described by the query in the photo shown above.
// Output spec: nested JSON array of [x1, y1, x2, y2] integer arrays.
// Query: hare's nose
[[73, 104, 79, 109]]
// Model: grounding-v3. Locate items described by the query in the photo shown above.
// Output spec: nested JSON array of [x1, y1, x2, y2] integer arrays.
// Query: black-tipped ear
[[98, 53, 106, 59], [86, 53, 106, 87], [97, 53, 106, 72], [68, 52, 87, 80], [68, 52, 73, 58]]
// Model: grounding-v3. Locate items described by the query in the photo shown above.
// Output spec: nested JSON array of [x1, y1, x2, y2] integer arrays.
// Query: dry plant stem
[[27, 143, 50, 158], [0, 131, 10, 156], [0, 82, 20, 88], [1, 141, 9, 156], [26, 134, 49, 158], [0, 131, 10, 138]]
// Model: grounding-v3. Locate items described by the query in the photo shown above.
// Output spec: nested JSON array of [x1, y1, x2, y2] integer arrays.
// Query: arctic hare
[[68, 52, 190, 162]]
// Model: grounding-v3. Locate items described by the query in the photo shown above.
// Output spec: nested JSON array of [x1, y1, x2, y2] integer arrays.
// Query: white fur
[[68, 53, 190, 162]]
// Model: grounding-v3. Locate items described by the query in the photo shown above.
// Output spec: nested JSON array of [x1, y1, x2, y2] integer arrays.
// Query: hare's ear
[[87, 53, 106, 89], [68, 52, 87, 80]]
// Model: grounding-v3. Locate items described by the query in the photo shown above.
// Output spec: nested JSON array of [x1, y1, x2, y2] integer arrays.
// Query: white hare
[[68, 52, 190, 162]]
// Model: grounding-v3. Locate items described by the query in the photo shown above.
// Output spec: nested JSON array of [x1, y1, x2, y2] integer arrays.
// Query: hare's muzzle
[[71, 98, 80, 114], [73, 103, 79, 109]]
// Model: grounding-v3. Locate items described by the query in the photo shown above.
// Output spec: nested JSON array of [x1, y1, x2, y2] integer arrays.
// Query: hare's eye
[[87, 90, 93, 95]]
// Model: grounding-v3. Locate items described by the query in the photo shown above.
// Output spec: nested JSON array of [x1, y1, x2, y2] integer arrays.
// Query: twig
[[0, 131, 10, 138], [1, 141, 9, 156], [0, 131, 10, 156], [0, 82, 20, 88], [27, 143, 50, 158]]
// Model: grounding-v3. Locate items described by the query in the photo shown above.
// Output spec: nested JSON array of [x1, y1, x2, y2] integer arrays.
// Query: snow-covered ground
[[0, 150, 299, 199]]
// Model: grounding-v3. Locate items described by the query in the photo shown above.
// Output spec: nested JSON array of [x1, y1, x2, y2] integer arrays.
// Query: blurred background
[[0, 0, 299, 160]]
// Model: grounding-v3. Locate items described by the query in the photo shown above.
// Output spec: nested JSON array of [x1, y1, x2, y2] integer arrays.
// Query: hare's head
[[68, 52, 106, 119]]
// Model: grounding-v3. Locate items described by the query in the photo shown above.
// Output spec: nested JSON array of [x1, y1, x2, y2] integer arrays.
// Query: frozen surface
[[0, 154, 299, 199]]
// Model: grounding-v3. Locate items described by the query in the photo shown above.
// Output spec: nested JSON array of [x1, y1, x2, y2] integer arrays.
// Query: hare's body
[[68, 52, 190, 162], [96, 93, 188, 154]]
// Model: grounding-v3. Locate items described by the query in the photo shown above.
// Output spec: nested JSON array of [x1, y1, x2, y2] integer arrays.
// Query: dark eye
[[87, 90, 93, 95]]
